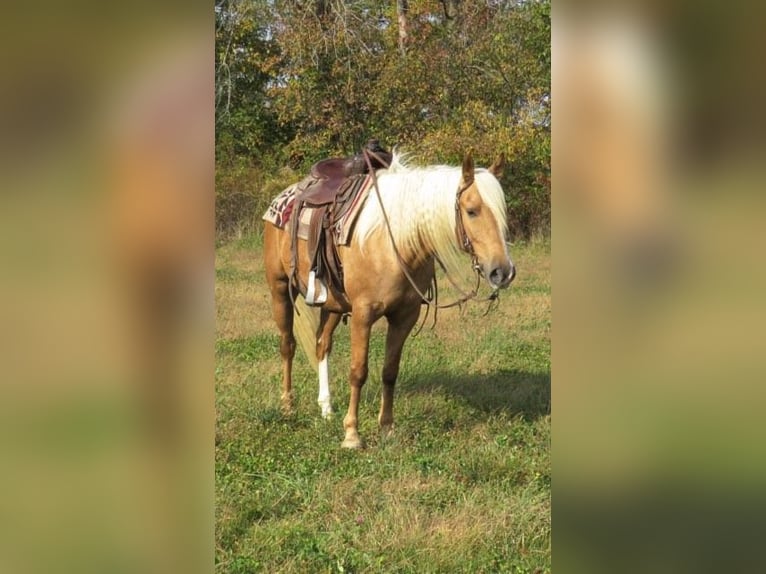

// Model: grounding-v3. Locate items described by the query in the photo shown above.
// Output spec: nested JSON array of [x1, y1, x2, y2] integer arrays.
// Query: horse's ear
[[489, 153, 506, 178], [462, 152, 475, 185]]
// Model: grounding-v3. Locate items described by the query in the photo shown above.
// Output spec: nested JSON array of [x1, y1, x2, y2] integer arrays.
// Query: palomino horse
[[264, 152, 515, 448]]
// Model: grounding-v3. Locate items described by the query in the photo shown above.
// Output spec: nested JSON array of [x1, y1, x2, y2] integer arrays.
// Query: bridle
[[454, 179, 481, 272], [363, 150, 501, 330]]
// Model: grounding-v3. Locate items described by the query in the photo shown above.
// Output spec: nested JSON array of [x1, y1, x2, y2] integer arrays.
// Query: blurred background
[[554, 0, 766, 572], [0, 2, 212, 573]]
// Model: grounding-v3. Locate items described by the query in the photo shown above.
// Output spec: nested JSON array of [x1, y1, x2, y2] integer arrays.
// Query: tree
[[215, 0, 551, 239], [215, 0, 283, 159]]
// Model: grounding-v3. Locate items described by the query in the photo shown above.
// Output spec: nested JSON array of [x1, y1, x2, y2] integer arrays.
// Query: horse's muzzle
[[487, 260, 515, 289]]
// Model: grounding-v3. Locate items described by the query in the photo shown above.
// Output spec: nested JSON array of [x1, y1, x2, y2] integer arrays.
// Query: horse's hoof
[[280, 401, 294, 416], [318, 400, 333, 419], [341, 436, 363, 449], [380, 424, 395, 439]]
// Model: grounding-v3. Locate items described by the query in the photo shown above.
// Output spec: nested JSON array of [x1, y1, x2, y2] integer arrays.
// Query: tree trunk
[[441, 0, 461, 28], [315, 0, 327, 19], [396, 0, 409, 55]]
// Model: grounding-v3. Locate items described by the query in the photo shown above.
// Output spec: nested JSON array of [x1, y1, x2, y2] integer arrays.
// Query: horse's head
[[457, 153, 516, 289]]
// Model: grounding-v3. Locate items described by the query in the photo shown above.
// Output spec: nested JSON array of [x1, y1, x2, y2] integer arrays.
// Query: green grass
[[216, 237, 551, 573]]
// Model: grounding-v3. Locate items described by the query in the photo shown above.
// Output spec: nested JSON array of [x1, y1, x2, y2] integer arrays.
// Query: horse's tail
[[293, 296, 319, 372]]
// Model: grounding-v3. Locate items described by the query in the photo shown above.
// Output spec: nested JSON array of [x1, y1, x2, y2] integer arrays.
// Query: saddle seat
[[296, 157, 364, 206], [311, 157, 356, 180]]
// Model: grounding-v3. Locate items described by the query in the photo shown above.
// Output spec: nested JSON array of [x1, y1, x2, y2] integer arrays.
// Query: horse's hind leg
[[379, 306, 421, 437], [316, 310, 342, 418], [271, 284, 295, 414], [264, 227, 296, 414]]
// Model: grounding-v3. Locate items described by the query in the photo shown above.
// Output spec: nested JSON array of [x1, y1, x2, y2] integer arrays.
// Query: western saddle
[[290, 139, 392, 305]]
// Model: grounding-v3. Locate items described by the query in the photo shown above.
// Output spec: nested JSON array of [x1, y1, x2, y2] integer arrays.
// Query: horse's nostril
[[488, 262, 515, 287]]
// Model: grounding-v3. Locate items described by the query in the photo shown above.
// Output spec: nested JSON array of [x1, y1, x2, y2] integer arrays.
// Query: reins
[[363, 150, 501, 327]]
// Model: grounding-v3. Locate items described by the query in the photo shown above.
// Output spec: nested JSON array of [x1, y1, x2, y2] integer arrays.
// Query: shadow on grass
[[401, 369, 550, 421]]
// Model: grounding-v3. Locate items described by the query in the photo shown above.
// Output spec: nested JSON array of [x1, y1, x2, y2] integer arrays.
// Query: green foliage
[[216, 0, 550, 239], [215, 152, 298, 237]]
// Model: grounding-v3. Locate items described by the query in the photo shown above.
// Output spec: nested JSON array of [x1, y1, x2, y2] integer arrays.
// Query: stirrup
[[305, 270, 328, 305]]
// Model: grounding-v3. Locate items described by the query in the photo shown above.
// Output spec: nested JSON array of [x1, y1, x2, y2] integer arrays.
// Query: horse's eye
[[466, 208, 478, 218]]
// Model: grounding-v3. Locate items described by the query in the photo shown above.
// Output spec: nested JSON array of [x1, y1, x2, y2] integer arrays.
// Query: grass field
[[215, 234, 551, 573]]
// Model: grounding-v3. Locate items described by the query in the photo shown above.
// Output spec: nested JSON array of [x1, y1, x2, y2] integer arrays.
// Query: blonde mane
[[354, 153, 509, 281]]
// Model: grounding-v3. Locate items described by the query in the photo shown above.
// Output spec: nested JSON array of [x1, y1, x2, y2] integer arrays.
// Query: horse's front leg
[[379, 306, 421, 437], [342, 306, 377, 449], [316, 310, 342, 418]]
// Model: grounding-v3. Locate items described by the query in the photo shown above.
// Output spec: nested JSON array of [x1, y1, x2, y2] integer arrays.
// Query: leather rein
[[363, 150, 500, 326]]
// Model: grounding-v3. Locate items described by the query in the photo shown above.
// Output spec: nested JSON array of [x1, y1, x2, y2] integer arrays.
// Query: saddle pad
[[262, 175, 373, 246], [262, 185, 296, 228], [296, 207, 313, 240], [261, 185, 318, 240]]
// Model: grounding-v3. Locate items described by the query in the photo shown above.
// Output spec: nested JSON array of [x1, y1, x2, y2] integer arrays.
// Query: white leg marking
[[317, 355, 333, 418]]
